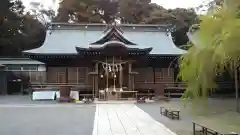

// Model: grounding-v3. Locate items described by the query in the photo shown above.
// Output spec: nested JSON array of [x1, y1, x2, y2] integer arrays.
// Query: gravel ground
[[137, 102, 193, 135], [1, 96, 239, 135], [137, 98, 240, 135], [0, 96, 96, 135]]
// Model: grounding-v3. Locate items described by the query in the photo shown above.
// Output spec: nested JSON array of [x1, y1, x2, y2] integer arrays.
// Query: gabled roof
[[77, 24, 153, 54], [76, 41, 153, 55], [90, 25, 136, 45], [23, 23, 186, 55]]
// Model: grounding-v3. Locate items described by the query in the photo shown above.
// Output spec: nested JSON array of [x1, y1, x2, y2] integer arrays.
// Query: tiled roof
[[88, 41, 150, 49], [23, 23, 186, 55], [0, 58, 44, 65]]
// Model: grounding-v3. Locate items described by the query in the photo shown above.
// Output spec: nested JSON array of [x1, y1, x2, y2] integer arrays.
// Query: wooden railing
[[164, 82, 187, 88], [163, 81, 234, 89], [163, 81, 235, 98], [164, 82, 186, 98]]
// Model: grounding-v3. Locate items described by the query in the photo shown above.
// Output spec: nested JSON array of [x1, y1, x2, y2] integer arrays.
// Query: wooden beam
[[153, 67, 156, 84]]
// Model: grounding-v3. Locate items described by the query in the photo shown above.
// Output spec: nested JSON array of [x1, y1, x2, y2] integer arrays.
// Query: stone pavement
[[94, 99, 155, 104], [0, 103, 96, 135], [93, 104, 177, 135]]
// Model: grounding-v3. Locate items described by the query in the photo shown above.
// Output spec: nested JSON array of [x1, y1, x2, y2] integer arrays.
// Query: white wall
[[38, 65, 46, 71]]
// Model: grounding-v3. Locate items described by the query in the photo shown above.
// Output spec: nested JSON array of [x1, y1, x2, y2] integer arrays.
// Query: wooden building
[[0, 58, 45, 95], [23, 23, 186, 100]]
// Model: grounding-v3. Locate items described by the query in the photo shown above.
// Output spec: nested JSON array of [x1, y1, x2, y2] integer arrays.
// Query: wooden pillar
[[128, 62, 132, 90], [58, 67, 71, 102], [132, 75, 135, 91], [65, 67, 68, 83], [119, 56, 123, 89], [95, 63, 99, 98], [92, 76, 95, 98], [173, 62, 177, 81], [106, 57, 108, 93], [85, 67, 88, 85], [153, 67, 156, 84], [76, 68, 79, 84], [113, 56, 115, 90]]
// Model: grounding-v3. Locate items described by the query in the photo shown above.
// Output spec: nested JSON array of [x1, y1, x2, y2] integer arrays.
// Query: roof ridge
[[0, 57, 32, 60], [51, 22, 172, 27]]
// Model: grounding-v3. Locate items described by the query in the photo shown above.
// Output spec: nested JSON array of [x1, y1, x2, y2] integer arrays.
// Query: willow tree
[[179, 0, 240, 112]]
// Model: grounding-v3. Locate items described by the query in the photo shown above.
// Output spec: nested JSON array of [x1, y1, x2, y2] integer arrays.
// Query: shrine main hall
[[24, 23, 186, 100]]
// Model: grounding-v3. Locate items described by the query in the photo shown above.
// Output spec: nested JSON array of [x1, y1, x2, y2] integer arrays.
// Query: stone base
[[57, 97, 74, 103], [137, 100, 146, 103], [153, 96, 169, 101]]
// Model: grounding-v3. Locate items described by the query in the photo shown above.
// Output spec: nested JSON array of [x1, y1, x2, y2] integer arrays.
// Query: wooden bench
[[160, 107, 165, 115], [164, 86, 185, 98], [193, 120, 240, 135], [160, 107, 180, 120]]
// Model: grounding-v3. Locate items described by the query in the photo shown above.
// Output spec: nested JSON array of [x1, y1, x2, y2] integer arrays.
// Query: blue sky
[[22, 0, 209, 11]]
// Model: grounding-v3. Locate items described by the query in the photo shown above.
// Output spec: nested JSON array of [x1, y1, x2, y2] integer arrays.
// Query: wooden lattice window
[[155, 68, 174, 82], [77, 67, 87, 84]]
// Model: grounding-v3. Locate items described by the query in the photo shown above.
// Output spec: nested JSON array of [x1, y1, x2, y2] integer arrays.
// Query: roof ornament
[[103, 20, 123, 33], [165, 28, 171, 36], [112, 21, 117, 26]]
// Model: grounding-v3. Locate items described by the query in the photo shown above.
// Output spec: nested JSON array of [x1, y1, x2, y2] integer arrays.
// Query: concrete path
[[93, 104, 177, 135]]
